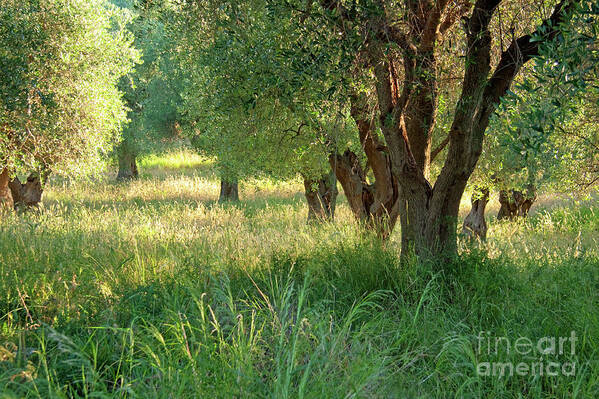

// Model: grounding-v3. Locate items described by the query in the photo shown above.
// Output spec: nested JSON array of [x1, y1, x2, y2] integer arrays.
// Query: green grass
[[1, 150, 598, 398]]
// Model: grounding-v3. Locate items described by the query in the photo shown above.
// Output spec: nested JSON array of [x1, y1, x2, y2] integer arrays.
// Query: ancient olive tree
[[0, 0, 138, 209], [272, 0, 591, 257]]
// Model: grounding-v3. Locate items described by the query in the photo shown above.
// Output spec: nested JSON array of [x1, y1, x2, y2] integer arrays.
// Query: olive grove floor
[[1, 150, 598, 398]]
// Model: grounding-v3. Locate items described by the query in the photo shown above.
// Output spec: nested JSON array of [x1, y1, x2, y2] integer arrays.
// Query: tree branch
[[430, 134, 450, 162], [420, 0, 450, 51], [475, 0, 579, 134], [438, 0, 470, 39]]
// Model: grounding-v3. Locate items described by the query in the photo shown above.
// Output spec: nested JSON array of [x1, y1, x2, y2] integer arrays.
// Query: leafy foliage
[[174, 0, 358, 181], [115, 0, 185, 161], [0, 0, 139, 177], [475, 1, 599, 193]]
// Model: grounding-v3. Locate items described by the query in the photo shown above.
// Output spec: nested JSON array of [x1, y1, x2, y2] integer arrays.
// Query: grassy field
[[1, 150, 598, 398]]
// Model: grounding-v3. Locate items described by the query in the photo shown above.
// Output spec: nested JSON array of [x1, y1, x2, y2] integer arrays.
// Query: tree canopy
[[0, 0, 139, 178], [170, 0, 599, 256]]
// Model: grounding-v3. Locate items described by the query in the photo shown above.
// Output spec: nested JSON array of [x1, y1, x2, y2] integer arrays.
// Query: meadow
[[1, 150, 598, 398]]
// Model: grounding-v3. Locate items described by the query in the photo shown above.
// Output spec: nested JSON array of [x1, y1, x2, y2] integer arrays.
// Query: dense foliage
[[174, 1, 359, 182], [1, 2, 599, 397], [0, 0, 139, 177], [114, 0, 185, 178], [475, 6, 599, 194]]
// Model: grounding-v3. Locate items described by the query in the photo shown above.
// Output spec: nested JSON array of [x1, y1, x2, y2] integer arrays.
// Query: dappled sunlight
[[3, 0, 599, 395]]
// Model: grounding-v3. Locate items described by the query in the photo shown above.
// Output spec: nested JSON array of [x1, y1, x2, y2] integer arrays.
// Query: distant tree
[[114, 0, 184, 181], [0, 0, 139, 209], [174, 1, 354, 212]]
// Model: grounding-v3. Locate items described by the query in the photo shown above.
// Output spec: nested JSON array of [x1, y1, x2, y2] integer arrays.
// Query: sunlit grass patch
[[139, 148, 212, 171]]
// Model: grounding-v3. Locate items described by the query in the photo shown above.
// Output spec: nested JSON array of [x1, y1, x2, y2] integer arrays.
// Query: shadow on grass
[[2, 232, 598, 397]]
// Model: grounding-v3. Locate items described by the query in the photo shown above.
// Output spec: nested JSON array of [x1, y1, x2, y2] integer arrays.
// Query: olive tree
[[269, 0, 594, 258], [0, 0, 139, 209], [179, 0, 594, 256], [174, 0, 354, 213], [114, 0, 184, 181]]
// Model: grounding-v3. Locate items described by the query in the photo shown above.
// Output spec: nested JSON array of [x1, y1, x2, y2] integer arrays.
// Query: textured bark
[[219, 178, 239, 202], [9, 172, 46, 208], [0, 168, 13, 211], [330, 91, 400, 239], [117, 151, 139, 181], [303, 169, 338, 222], [330, 149, 400, 239], [367, 0, 572, 257], [462, 188, 490, 240], [497, 187, 537, 220]]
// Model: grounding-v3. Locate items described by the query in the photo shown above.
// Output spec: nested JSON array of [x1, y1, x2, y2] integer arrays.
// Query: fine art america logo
[[477, 331, 577, 377]]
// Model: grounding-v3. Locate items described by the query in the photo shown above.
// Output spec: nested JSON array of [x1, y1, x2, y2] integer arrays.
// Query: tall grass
[[1, 150, 598, 398]]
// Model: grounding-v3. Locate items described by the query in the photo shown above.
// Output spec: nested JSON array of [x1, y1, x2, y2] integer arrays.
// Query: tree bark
[[303, 169, 338, 222], [8, 172, 46, 208], [117, 150, 139, 181], [360, 0, 573, 258], [330, 91, 400, 239], [0, 168, 14, 211], [462, 188, 490, 240], [497, 186, 537, 220], [219, 178, 239, 202]]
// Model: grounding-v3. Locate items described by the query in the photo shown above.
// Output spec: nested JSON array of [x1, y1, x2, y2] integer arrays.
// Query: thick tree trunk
[[303, 169, 338, 222], [0, 168, 14, 211], [497, 186, 537, 220], [462, 188, 490, 241], [330, 150, 400, 238], [9, 172, 46, 208], [117, 151, 139, 181], [219, 178, 239, 202]]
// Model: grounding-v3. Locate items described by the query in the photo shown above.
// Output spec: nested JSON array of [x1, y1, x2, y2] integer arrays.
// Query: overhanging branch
[[478, 0, 579, 129], [430, 134, 450, 162]]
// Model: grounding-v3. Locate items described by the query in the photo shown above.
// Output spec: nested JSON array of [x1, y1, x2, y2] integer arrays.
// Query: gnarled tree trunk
[[0, 168, 13, 211], [353, 0, 571, 259], [462, 188, 490, 240], [303, 169, 338, 222], [331, 91, 400, 239], [9, 172, 46, 208], [219, 178, 239, 202], [497, 186, 537, 220], [117, 151, 139, 181]]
